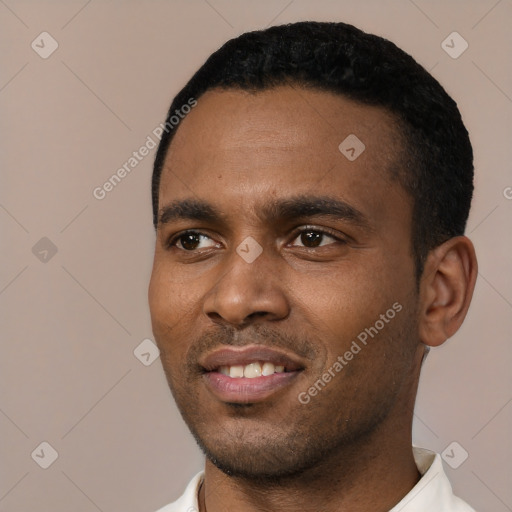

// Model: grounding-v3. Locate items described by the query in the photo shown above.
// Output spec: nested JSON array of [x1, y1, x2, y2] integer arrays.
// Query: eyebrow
[[159, 198, 220, 226], [158, 195, 371, 231]]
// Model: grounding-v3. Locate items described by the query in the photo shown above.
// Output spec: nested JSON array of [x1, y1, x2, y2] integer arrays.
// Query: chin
[[189, 420, 332, 482], [204, 444, 313, 481]]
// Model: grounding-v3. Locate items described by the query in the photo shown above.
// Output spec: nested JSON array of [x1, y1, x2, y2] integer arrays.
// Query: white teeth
[[244, 362, 262, 378], [229, 365, 244, 378], [261, 362, 275, 376], [219, 361, 286, 378]]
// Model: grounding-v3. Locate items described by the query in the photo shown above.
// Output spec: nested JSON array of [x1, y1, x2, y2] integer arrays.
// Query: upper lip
[[200, 345, 305, 372]]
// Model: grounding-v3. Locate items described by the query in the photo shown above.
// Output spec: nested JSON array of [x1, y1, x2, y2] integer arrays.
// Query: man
[[148, 21, 478, 511]]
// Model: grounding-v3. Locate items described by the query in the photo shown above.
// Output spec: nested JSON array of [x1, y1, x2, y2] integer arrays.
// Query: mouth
[[200, 345, 305, 404]]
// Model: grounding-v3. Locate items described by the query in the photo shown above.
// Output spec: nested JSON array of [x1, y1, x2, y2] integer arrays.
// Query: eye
[[290, 228, 342, 248], [169, 231, 219, 251]]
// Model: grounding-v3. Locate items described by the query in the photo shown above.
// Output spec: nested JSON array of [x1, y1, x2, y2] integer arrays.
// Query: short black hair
[[152, 21, 473, 277]]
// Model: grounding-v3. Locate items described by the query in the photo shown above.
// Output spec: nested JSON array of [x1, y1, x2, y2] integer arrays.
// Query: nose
[[202, 247, 290, 327]]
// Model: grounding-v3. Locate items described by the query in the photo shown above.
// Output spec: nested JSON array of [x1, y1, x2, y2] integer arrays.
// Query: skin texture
[[148, 86, 477, 512]]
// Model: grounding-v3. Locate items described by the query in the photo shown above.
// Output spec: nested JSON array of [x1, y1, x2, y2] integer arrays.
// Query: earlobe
[[418, 236, 478, 347]]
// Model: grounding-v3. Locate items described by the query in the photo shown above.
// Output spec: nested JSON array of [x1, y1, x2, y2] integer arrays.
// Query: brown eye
[[291, 228, 339, 248], [170, 231, 218, 251], [180, 233, 201, 250], [301, 230, 324, 247]]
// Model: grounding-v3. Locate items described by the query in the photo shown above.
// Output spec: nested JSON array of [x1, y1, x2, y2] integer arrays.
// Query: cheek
[[148, 262, 171, 328], [149, 256, 194, 316], [290, 255, 412, 363], [292, 257, 395, 322], [148, 261, 190, 349]]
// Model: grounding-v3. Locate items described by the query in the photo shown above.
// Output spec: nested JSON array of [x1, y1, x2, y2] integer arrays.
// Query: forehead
[[166, 86, 401, 160], [159, 86, 409, 226]]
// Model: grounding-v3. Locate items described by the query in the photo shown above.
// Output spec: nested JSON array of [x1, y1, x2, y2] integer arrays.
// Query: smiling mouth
[[203, 369, 302, 404], [200, 346, 305, 403], [217, 361, 286, 378]]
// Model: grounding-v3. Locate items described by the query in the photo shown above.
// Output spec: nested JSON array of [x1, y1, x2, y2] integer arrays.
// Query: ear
[[418, 236, 478, 347]]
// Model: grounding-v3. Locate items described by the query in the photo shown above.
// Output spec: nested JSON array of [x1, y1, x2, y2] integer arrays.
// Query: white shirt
[[155, 447, 476, 511]]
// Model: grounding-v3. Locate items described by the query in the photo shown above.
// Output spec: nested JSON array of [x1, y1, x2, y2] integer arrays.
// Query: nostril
[[207, 311, 269, 326], [248, 311, 269, 319], [207, 312, 224, 322]]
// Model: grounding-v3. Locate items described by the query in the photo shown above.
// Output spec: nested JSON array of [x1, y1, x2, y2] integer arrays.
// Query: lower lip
[[203, 371, 300, 404]]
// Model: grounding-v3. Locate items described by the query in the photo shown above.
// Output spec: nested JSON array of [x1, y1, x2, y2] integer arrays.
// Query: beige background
[[1, 1, 511, 511]]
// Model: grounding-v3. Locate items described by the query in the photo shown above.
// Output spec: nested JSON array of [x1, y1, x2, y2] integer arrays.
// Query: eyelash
[[166, 226, 346, 251]]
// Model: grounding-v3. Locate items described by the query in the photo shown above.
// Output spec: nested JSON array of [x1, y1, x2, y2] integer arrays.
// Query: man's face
[[149, 86, 422, 479]]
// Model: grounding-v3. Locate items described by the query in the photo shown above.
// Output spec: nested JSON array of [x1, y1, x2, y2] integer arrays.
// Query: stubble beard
[[166, 314, 418, 483]]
